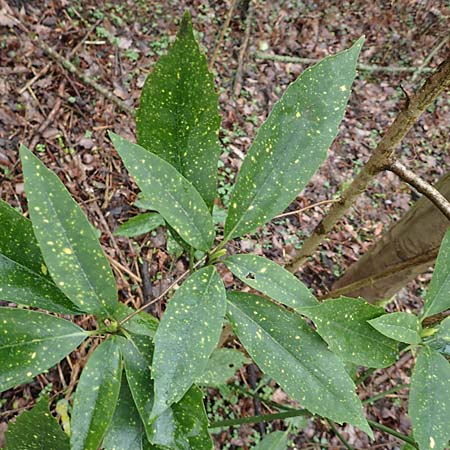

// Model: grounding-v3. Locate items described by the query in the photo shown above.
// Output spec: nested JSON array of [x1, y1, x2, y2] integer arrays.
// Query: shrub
[[1, 12, 449, 450]]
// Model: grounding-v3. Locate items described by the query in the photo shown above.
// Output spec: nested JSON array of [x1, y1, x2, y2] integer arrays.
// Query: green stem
[[208, 409, 309, 428], [189, 246, 194, 272], [367, 420, 418, 448], [355, 367, 376, 385], [363, 384, 409, 404], [326, 419, 355, 450]]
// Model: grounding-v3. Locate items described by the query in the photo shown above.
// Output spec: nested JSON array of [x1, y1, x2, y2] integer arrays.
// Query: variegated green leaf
[[20, 145, 117, 317], [224, 254, 317, 308], [151, 267, 226, 419], [0, 308, 88, 392], [114, 212, 164, 238], [5, 396, 69, 450], [70, 339, 122, 450], [149, 387, 213, 450], [224, 38, 364, 240], [227, 292, 372, 436], [409, 346, 450, 450], [369, 312, 422, 345], [0, 199, 80, 314], [254, 431, 288, 450], [137, 12, 221, 211], [120, 335, 155, 439], [300, 297, 398, 368], [114, 303, 159, 337], [103, 379, 153, 450], [429, 316, 450, 356], [423, 228, 450, 319], [195, 348, 250, 386], [109, 133, 214, 252]]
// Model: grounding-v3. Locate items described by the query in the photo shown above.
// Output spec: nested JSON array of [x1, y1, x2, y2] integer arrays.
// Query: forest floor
[[0, 0, 449, 448]]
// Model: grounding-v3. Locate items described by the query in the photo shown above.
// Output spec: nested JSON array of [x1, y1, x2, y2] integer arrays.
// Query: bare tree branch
[[389, 161, 450, 221]]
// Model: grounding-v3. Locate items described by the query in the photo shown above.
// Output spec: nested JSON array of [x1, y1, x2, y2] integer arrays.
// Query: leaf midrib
[[228, 301, 357, 409], [317, 315, 398, 355], [38, 178, 111, 316], [0, 331, 87, 351]]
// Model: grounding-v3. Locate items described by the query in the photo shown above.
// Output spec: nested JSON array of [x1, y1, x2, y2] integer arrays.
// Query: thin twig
[[389, 161, 450, 221], [367, 420, 418, 448], [233, 2, 253, 97], [255, 52, 435, 73], [18, 18, 102, 95], [411, 31, 450, 82], [363, 384, 410, 405], [37, 41, 135, 116], [326, 419, 355, 450], [119, 255, 206, 325], [209, 0, 238, 69], [274, 199, 339, 219]]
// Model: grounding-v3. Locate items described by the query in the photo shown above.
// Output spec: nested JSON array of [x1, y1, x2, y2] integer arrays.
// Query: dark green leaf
[[109, 133, 214, 252], [409, 346, 450, 450], [0, 200, 79, 314], [195, 348, 250, 386], [136, 12, 221, 210], [20, 145, 117, 317], [253, 431, 288, 450], [114, 212, 164, 238], [429, 317, 450, 356], [5, 396, 69, 450], [149, 386, 213, 450], [227, 292, 372, 436], [224, 254, 317, 308], [167, 231, 184, 259], [223, 38, 364, 240], [0, 308, 87, 393], [369, 312, 422, 345], [300, 297, 398, 368], [423, 228, 450, 319], [114, 303, 159, 337], [70, 339, 122, 450], [151, 267, 226, 419], [102, 379, 149, 450], [120, 335, 155, 439]]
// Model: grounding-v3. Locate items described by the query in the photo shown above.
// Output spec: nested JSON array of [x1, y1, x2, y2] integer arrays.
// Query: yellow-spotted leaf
[[224, 38, 364, 240], [149, 387, 213, 450], [227, 292, 372, 436], [103, 379, 156, 450], [409, 346, 450, 450], [20, 145, 117, 317], [5, 396, 69, 450], [300, 297, 398, 368], [368, 312, 422, 345], [423, 228, 450, 319], [151, 267, 226, 419], [136, 12, 221, 211], [70, 339, 122, 450], [0, 308, 88, 393], [0, 199, 80, 314], [224, 254, 317, 309], [109, 133, 214, 252], [114, 212, 164, 238]]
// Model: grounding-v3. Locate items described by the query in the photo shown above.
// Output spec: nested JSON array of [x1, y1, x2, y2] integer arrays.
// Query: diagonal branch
[[285, 53, 450, 273], [388, 161, 450, 221]]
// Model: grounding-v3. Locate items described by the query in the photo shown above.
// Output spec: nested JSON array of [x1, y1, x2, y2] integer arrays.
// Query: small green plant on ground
[[1, 11, 449, 450]]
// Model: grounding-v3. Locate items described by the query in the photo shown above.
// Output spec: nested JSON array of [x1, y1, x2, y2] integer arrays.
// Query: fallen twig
[[255, 52, 435, 73], [209, 0, 238, 69]]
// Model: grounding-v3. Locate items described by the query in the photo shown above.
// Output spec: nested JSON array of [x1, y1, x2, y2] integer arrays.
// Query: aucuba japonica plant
[[1, 11, 449, 450]]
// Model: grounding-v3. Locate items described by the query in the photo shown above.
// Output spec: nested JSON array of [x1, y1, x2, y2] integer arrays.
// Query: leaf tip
[[179, 10, 193, 36]]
